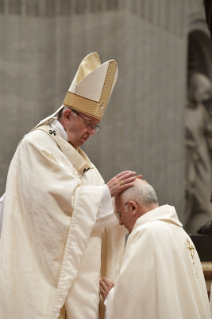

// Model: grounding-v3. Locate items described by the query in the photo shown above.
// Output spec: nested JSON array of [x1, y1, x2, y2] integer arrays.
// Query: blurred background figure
[[185, 73, 212, 233], [204, 0, 212, 39]]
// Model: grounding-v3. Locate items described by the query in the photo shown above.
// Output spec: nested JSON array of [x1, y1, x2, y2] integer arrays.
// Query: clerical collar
[[133, 205, 182, 231], [50, 118, 69, 141]]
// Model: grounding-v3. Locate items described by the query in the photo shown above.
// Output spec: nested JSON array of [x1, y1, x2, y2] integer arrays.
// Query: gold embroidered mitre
[[63, 52, 118, 120]]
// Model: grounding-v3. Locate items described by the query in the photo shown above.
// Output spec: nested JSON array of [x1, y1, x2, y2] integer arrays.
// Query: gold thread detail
[[63, 61, 117, 120], [63, 93, 101, 118], [186, 238, 198, 278], [57, 305, 66, 319], [96, 60, 117, 118]]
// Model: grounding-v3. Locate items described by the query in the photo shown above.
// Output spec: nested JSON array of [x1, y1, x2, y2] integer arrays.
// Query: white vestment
[[0, 193, 5, 237], [106, 205, 211, 319], [0, 126, 125, 319]]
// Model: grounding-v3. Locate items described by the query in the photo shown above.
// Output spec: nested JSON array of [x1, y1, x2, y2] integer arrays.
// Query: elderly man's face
[[64, 109, 100, 148], [115, 196, 137, 234]]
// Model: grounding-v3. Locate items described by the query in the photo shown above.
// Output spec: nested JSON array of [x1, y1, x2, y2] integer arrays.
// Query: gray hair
[[121, 180, 158, 207], [57, 106, 75, 119]]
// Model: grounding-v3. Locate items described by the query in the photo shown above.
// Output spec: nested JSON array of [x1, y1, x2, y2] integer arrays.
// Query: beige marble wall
[[187, 0, 205, 19], [0, 0, 205, 223], [84, 0, 188, 222]]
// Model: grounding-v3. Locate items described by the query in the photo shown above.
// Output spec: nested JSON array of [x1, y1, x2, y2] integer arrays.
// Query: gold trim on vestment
[[186, 238, 198, 278], [63, 61, 117, 120], [35, 125, 93, 175], [58, 305, 66, 319]]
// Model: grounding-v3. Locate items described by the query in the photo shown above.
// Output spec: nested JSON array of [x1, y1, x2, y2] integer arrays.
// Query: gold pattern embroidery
[[186, 238, 198, 278]]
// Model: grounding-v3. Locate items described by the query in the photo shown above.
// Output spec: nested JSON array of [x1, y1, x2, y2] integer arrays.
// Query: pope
[[0, 52, 141, 319]]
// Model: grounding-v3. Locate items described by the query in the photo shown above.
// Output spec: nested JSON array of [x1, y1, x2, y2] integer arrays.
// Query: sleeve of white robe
[[0, 193, 5, 238], [2, 131, 105, 293], [0, 129, 115, 319], [94, 185, 118, 230]]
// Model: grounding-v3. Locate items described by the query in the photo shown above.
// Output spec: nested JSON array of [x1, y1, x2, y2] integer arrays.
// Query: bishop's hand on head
[[107, 170, 142, 198]]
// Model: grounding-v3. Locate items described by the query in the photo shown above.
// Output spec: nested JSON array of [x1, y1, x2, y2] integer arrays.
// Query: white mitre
[[36, 52, 118, 128]]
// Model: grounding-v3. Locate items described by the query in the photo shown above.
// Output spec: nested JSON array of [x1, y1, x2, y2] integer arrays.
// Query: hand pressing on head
[[107, 171, 142, 198], [99, 277, 114, 300]]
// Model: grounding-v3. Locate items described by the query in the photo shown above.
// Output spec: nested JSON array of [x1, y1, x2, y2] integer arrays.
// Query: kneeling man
[[100, 179, 211, 319]]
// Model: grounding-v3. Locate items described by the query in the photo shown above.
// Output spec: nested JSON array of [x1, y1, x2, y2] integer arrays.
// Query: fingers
[[99, 286, 107, 300], [120, 182, 135, 191], [100, 277, 114, 288], [120, 174, 142, 189], [107, 172, 143, 197], [100, 277, 107, 287], [99, 278, 114, 291], [99, 277, 114, 300], [116, 170, 136, 178], [117, 171, 142, 181], [117, 174, 143, 194], [122, 175, 142, 184], [119, 174, 142, 187], [101, 277, 108, 284]]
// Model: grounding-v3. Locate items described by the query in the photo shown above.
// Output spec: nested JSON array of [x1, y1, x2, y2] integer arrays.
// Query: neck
[[50, 119, 69, 141]]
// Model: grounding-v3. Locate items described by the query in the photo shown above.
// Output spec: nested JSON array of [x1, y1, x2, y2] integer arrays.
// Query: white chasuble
[[0, 127, 124, 319], [106, 205, 211, 319]]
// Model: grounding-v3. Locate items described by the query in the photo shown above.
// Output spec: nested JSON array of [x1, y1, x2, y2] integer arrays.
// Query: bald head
[[116, 179, 158, 209], [115, 179, 159, 233]]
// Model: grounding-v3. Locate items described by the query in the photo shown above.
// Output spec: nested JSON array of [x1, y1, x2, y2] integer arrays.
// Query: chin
[[79, 141, 86, 147], [75, 139, 85, 147]]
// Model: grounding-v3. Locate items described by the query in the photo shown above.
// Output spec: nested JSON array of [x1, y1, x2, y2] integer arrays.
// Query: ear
[[129, 200, 138, 216], [63, 108, 72, 122]]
